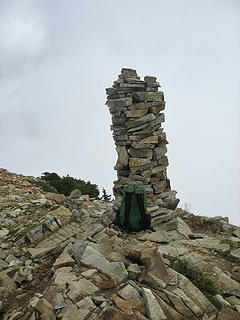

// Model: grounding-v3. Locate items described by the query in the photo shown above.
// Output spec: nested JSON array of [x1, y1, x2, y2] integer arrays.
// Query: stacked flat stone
[[106, 68, 179, 226]]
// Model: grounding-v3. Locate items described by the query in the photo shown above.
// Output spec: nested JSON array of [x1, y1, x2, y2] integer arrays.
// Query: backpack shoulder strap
[[124, 190, 132, 228], [136, 192, 151, 229]]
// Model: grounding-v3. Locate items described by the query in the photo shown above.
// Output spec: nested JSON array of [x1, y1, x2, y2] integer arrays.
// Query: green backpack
[[115, 185, 151, 231]]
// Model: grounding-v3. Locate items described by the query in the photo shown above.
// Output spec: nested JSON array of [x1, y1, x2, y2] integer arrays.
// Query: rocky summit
[[0, 168, 240, 320]]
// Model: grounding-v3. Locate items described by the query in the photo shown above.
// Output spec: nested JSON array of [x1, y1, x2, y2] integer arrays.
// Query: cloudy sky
[[0, 0, 239, 225]]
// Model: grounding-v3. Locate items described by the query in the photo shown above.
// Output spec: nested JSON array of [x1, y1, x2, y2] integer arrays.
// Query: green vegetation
[[100, 188, 111, 201], [171, 258, 221, 309], [30, 179, 58, 193], [205, 293, 222, 310], [41, 172, 99, 198]]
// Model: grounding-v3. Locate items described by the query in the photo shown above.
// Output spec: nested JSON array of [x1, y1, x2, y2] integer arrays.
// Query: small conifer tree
[[100, 188, 111, 201]]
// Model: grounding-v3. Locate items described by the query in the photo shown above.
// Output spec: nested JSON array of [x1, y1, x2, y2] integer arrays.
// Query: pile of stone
[[106, 68, 179, 225]]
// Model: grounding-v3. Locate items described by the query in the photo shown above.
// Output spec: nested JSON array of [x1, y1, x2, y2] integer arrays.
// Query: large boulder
[[140, 247, 168, 289], [69, 189, 82, 199]]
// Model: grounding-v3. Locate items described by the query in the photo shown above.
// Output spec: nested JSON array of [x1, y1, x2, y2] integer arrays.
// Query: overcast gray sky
[[0, 0, 239, 225]]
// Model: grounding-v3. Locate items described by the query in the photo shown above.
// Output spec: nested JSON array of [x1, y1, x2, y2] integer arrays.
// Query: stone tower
[[106, 68, 179, 226]]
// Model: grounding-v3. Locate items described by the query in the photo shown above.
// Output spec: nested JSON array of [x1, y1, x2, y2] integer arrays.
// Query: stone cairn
[[106, 68, 179, 226]]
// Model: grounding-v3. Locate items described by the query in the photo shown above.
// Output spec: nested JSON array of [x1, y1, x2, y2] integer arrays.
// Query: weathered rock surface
[[106, 68, 179, 226], [53, 251, 75, 269], [80, 244, 128, 284], [217, 306, 240, 320], [36, 298, 56, 320], [53, 268, 77, 285], [143, 287, 167, 319], [49, 206, 72, 217], [138, 230, 170, 243], [0, 164, 240, 319], [140, 247, 169, 288], [230, 248, 240, 262], [67, 279, 99, 301]]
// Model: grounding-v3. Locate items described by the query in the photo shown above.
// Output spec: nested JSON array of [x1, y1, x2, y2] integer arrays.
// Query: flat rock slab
[[28, 243, 58, 259], [72, 240, 88, 263], [64, 308, 91, 320], [129, 158, 151, 168], [0, 228, 9, 238], [99, 306, 132, 320], [215, 243, 230, 252], [53, 252, 75, 269], [36, 298, 55, 320], [80, 245, 128, 284], [151, 212, 174, 226], [128, 147, 153, 158], [230, 248, 240, 262], [176, 217, 192, 238], [67, 279, 99, 301], [168, 286, 202, 317], [141, 248, 168, 286], [233, 229, 240, 239], [178, 237, 221, 250], [143, 287, 167, 320], [49, 206, 72, 217], [217, 306, 240, 320], [77, 296, 96, 311], [0, 259, 8, 269], [167, 268, 216, 315], [134, 91, 164, 102], [126, 108, 148, 118], [81, 269, 97, 279], [139, 135, 158, 144], [213, 266, 240, 291], [125, 113, 156, 129], [232, 271, 240, 283], [154, 146, 167, 160], [0, 249, 7, 260], [161, 288, 194, 317], [138, 231, 170, 243], [150, 208, 173, 218], [33, 222, 79, 252], [111, 294, 146, 316], [0, 272, 17, 290], [153, 294, 184, 320], [228, 289, 240, 298], [118, 284, 141, 300], [116, 146, 129, 169], [107, 97, 132, 108], [158, 245, 179, 259], [54, 271, 77, 286], [184, 251, 205, 264]]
